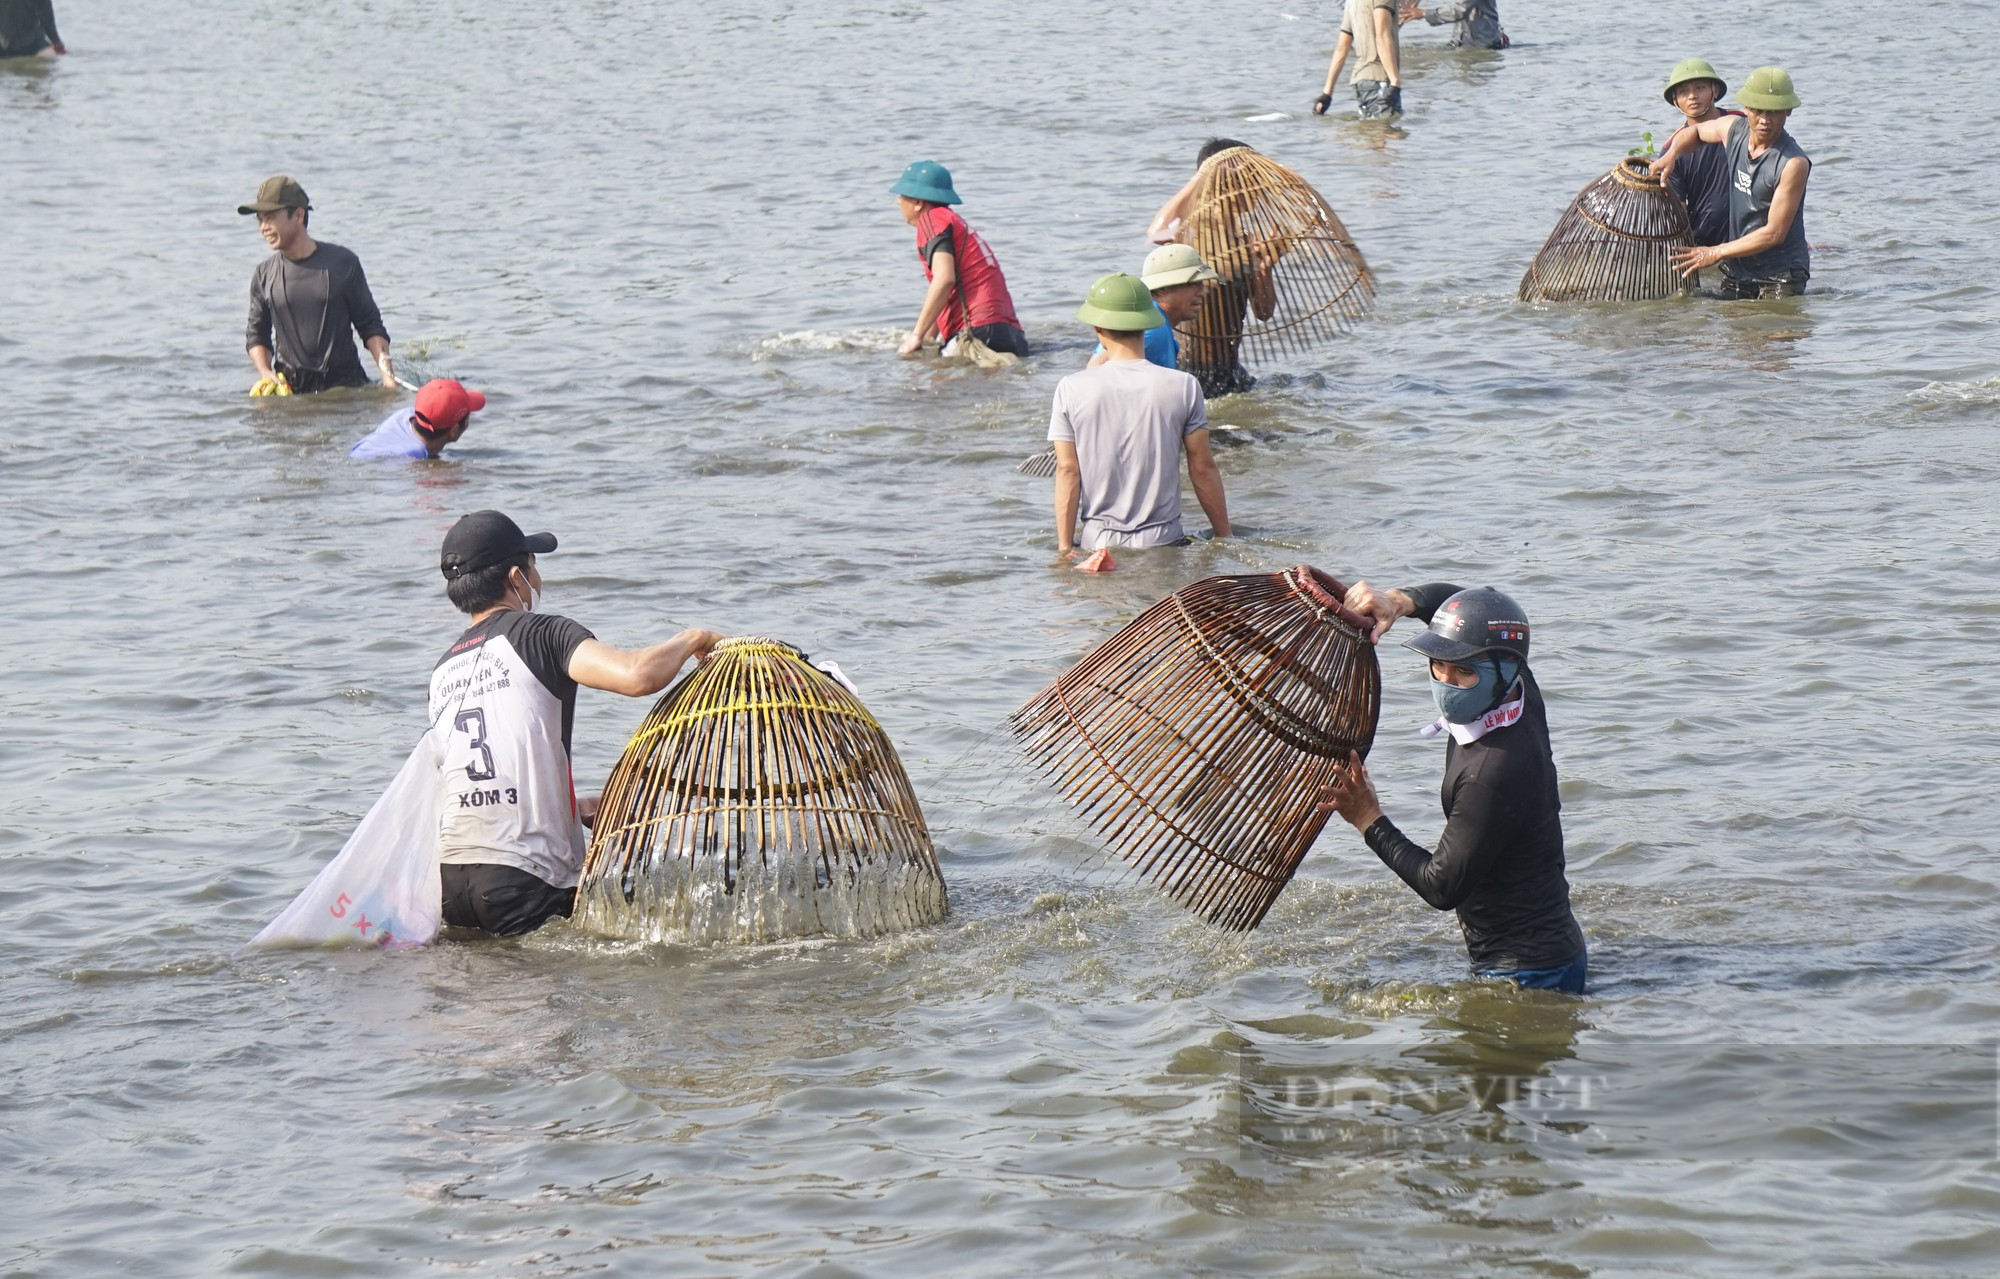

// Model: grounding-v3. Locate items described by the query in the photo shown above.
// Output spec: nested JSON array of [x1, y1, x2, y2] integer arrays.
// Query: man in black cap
[[1316, 579, 1587, 992], [240, 175, 396, 395], [429, 511, 726, 936]]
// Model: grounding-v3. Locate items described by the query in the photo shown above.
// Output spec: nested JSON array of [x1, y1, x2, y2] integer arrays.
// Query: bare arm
[[1149, 172, 1203, 243], [1052, 441, 1082, 554], [1320, 31, 1354, 97], [901, 250, 957, 355], [364, 335, 395, 388], [1184, 430, 1230, 538], [1373, 5, 1401, 85], [567, 628, 724, 698], [1650, 113, 1737, 179]]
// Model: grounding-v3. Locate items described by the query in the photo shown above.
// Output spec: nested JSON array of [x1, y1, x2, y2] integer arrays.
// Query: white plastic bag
[[241, 731, 444, 953]]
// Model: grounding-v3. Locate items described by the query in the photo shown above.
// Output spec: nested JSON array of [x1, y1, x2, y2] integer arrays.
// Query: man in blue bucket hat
[[890, 160, 1028, 359]]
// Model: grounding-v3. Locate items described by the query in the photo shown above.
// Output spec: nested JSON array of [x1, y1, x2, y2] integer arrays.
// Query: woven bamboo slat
[[1178, 146, 1374, 386], [574, 638, 947, 943], [1518, 156, 1693, 302], [1010, 565, 1381, 931]]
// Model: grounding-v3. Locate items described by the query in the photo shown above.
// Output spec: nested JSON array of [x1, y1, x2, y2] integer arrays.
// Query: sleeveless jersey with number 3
[[428, 610, 596, 887]]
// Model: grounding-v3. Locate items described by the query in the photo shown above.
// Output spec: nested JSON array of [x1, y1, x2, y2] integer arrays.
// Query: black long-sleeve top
[[245, 242, 388, 389], [0, 0, 62, 54], [1364, 582, 1585, 971]]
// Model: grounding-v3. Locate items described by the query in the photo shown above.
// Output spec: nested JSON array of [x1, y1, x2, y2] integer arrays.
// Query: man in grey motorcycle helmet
[[1316, 580, 1587, 992]]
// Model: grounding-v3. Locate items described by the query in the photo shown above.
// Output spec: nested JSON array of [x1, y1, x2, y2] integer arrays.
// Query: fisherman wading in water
[[1317, 581, 1587, 992], [1650, 67, 1812, 299]]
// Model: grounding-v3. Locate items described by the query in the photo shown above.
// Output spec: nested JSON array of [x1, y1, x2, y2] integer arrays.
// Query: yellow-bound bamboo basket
[[574, 638, 947, 943], [1179, 146, 1374, 395], [1519, 156, 1694, 302], [1011, 566, 1381, 930]]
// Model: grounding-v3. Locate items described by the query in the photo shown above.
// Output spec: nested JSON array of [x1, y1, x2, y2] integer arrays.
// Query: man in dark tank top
[[1659, 59, 1743, 248], [1650, 67, 1813, 298]]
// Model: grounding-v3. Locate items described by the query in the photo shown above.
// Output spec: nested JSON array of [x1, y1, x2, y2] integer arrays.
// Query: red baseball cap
[[412, 379, 487, 433]]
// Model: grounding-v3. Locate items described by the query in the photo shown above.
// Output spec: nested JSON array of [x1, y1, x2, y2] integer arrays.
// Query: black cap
[[440, 510, 558, 581]]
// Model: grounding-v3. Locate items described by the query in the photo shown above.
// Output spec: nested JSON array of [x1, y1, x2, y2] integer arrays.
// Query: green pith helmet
[[1075, 273, 1166, 330], [1663, 58, 1726, 104], [1736, 66, 1802, 111]]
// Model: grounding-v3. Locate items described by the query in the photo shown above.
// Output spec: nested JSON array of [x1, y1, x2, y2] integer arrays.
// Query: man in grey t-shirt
[[1048, 274, 1231, 555]]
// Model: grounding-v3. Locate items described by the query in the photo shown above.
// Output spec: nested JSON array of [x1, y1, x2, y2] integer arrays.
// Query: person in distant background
[[890, 160, 1029, 360], [1658, 59, 1741, 249], [1313, 0, 1404, 119], [0, 0, 65, 57], [1398, 0, 1505, 50], [351, 379, 485, 460], [1087, 244, 1219, 371], [240, 175, 397, 394]]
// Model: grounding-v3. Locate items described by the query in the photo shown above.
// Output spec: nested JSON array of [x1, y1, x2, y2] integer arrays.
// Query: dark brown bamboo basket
[[1518, 156, 1693, 302], [574, 638, 947, 943], [1179, 147, 1374, 382], [1010, 565, 1381, 930]]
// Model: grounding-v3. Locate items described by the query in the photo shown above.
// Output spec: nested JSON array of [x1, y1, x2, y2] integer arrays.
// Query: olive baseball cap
[[238, 175, 311, 215], [440, 510, 557, 581]]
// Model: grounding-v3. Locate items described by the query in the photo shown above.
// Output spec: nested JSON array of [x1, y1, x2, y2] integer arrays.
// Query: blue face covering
[[1431, 657, 1522, 724]]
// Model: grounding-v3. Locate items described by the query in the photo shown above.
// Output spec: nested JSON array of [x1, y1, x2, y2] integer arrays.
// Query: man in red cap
[[350, 379, 486, 460]]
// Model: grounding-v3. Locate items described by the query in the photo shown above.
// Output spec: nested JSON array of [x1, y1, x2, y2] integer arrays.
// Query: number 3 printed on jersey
[[455, 707, 497, 781]]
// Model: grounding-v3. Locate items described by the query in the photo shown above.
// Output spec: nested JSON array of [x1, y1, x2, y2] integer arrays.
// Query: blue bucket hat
[[889, 160, 962, 206]]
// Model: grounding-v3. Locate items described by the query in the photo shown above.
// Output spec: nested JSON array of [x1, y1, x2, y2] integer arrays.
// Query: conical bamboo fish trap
[[1011, 565, 1381, 930], [1179, 146, 1374, 389], [1519, 156, 1693, 302], [574, 638, 947, 943]]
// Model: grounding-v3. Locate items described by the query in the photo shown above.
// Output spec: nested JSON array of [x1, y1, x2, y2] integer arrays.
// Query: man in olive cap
[[240, 175, 397, 394], [428, 510, 726, 936], [889, 160, 1028, 359], [1049, 274, 1230, 557], [1086, 243, 1220, 371], [1659, 58, 1742, 248], [1651, 67, 1813, 298]]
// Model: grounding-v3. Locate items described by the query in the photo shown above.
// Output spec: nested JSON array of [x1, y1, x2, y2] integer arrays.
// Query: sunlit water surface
[[6, 1, 2000, 1274]]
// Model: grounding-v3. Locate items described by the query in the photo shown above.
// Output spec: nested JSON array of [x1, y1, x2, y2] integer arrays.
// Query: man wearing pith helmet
[[889, 160, 1028, 359], [429, 511, 726, 936], [1086, 243, 1221, 371], [1659, 58, 1742, 249], [1048, 274, 1230, 557], [1318, 580, 1588, 993], [1650, 66, 1813, 298]]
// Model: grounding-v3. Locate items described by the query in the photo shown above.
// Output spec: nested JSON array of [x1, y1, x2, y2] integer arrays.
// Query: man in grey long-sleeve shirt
[[0, 0, 65, 56], [1398, 0, 1505, 51], [239, 175, 395, 394]]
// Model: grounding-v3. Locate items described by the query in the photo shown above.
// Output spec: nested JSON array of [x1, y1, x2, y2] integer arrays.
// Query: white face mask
[[515, 572, 540, 614]]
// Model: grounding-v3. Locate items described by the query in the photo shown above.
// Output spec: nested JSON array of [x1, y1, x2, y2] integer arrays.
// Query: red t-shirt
[[914, 207, 1020, 338]]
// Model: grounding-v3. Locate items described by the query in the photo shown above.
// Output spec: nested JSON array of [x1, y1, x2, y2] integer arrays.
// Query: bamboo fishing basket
[[1518, 156, 1693, 302], [1010, 565, 1381, 930], [1178, 147, 1374, 390], [574, 638, 947, 943]]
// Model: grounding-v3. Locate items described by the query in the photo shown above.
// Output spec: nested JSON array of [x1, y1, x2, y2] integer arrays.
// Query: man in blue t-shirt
[[350, 378, 486, 460], [1088, 244, 1220, 371]]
